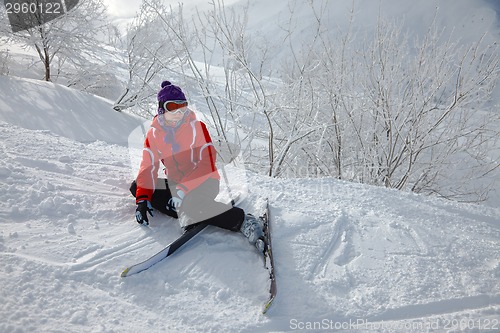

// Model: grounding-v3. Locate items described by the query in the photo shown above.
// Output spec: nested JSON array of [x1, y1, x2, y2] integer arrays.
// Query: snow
[[1, 0, 500, 331], [0, 75, 143, 145], [0, 75, 499, 332]]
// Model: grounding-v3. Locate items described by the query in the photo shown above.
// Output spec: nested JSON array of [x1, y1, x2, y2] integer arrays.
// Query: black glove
[[136, 200, 154, 225]]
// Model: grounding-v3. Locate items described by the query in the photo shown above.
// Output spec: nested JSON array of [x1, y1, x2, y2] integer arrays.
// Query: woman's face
[[160, 101, 188, 125], [162, 107, 187, 124]]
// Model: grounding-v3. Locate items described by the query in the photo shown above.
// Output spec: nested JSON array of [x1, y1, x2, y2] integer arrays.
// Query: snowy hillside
[[0, 77, 499, 332], [0, 76, 143, 145]]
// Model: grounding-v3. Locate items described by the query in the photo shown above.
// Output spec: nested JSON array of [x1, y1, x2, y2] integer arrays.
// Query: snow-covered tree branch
[[1, 0, 108, 83], [119, 0, 498, 203], [112, 1, 190, 114]]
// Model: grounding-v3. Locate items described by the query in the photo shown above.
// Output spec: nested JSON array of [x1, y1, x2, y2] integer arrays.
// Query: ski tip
[[120, 267, 130, 277], [262, 298, 274, 314]]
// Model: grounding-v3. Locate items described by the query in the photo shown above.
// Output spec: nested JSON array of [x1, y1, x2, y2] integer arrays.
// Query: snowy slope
[[0, 77, 499, 332], [0, 75, 143, 145]]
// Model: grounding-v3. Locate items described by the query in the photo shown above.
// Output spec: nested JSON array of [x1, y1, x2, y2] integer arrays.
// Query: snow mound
[[0, 75, 143, 145]]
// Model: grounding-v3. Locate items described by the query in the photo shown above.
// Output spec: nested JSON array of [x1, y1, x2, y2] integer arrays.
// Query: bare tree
[[113, 1, 186, 114], [2, 0, 108, 82], [140, 0, 276, 170], [0, 49, 10, 75], [263, 4, 498, 202], [119, 0, 499, 202], [354, 19, 499, 201]]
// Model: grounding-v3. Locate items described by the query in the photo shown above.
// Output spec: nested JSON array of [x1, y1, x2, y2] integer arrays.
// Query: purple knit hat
[[157, 81, 187, 103]]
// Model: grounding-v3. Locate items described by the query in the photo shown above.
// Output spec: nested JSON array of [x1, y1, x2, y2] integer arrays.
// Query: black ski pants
[[130, 178, 244, 231]]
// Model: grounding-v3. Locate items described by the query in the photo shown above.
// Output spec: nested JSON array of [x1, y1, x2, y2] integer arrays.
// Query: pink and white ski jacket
[[135, 110, 219, 203]]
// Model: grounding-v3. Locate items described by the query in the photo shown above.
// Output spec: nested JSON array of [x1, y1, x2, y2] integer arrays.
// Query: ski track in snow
[[253, 178, 500, 331]]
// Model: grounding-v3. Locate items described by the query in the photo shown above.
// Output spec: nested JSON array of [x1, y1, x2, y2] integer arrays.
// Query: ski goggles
[[159, 100, 188, 114]]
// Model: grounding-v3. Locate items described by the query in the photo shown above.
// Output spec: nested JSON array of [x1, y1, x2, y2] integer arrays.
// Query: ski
[[121, 194, 245, 277], [121, 222, 207, 277], [121, 194, 277, 313], [261, 200, 276, 314]]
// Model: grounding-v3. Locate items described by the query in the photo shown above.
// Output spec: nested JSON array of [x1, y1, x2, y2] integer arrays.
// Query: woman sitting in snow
[[130, 81, 264, 252]]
